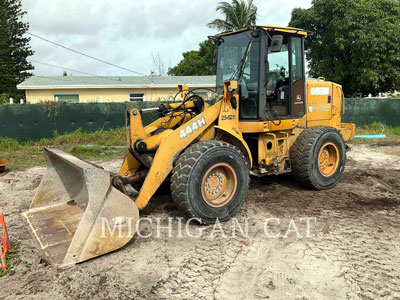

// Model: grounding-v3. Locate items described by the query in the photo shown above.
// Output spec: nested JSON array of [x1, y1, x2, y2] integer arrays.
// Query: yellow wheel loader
[[22, 26, 355, 268]]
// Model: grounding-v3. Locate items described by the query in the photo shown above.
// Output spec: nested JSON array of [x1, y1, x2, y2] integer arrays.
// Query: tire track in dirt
[[148, 225, 247, 300], [1, 145, 400, 299], [220, 165, 400, 300], [297, 169, 400, 300], [214, 179, 355, 300]]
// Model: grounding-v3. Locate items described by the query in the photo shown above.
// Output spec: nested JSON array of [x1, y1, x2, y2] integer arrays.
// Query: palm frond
[[207, 19, 236, 32], [208, 0, 258, 32]]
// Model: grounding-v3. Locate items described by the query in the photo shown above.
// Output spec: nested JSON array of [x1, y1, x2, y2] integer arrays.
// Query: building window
[[54, 94, 79, 103], [129, 93, 145, 101]]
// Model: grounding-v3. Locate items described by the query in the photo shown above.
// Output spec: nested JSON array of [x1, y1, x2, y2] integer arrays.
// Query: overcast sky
[[22, 0, 312, 77]]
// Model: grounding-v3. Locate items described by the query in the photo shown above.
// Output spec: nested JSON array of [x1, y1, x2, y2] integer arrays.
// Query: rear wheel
[[171, 141, 249, 224], [290, 126, 346, 190]]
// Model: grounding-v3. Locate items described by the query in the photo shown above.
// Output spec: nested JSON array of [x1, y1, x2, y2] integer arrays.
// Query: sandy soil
[[1, 143, 400, 300]]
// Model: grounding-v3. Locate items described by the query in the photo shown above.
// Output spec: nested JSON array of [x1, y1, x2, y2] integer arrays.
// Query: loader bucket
[[21, 148, 139, 269]]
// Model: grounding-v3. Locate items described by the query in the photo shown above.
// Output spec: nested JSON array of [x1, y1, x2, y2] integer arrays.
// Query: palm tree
[[208, 0, 258, 32]]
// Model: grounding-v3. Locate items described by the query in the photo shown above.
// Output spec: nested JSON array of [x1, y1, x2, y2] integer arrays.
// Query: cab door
[[291, 37, 306, 118]]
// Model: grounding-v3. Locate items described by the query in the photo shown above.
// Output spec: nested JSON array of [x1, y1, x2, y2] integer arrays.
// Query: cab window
[[267, 35, 290, 117]]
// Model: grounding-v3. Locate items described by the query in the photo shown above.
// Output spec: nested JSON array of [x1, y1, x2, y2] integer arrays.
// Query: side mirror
[[270, 35, 283, 53], [213, 48, 218, 64]]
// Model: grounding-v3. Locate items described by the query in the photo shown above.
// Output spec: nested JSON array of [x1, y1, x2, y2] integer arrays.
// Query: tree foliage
[[289, 0, 400, 96], [169, 0, 258, 76], [168, 40, 216, 76], [0, 0, 34, 99], [208, 0, 257, 32]]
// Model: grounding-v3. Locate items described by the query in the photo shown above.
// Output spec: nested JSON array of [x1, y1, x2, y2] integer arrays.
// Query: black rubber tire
[[171, 141, 249, 224], [290, 126, 346, 190]]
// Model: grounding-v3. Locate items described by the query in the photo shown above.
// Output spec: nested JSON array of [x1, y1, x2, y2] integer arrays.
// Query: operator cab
[[216, 26, 307, 122]]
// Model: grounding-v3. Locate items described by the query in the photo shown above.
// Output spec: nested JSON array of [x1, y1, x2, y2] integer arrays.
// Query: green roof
[[17, 75, 216, 90]]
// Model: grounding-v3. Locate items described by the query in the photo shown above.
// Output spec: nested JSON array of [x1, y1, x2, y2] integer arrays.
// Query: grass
[[0, 242, 20, 277], [0, 127, 127, 172], [351, 122, 400, 144], [0, 124, 399, 172]]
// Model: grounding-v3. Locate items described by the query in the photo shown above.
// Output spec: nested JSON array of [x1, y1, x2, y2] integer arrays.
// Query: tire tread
[[290, 126, 345, 189], [171, 140, 249, 222]]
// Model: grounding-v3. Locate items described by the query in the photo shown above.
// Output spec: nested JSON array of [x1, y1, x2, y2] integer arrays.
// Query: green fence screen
[[0, 102, 166, 141], [341, 98, 400, 127], [0, 98, 399, 141]]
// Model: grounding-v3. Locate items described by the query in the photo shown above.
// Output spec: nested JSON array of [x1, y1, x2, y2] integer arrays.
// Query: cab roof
[[217, 25, 309, 37]]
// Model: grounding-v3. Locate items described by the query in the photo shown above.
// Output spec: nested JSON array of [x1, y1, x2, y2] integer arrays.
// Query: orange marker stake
[[0, 213, 10, 270]]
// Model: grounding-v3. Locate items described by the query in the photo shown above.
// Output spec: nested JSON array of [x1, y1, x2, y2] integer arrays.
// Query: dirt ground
[[1, 143, 400, 300]]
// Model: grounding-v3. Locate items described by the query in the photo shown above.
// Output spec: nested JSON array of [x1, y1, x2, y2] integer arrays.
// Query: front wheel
[[171, 141, 249, 224], [290, 126, 346, 190]]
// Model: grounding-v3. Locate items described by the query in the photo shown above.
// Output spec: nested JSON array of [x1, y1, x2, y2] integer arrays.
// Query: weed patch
[[0, 242, 20, 277], [0, 128, 126, 171]]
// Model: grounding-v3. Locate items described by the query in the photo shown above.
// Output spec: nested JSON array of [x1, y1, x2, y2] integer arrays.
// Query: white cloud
[[22, 0, 312, 76]]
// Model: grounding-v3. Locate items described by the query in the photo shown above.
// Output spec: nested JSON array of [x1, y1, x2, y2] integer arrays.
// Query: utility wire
[[27, 32, 147, 76], [29, 59, 124, 82]]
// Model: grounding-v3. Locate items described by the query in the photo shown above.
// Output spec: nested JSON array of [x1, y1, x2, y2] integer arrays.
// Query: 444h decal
[[179, 117, 207, 139]]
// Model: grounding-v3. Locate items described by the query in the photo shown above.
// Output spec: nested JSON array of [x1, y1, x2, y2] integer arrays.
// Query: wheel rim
[[318, 142, 340, 177], [201, 162, 238, 208]]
